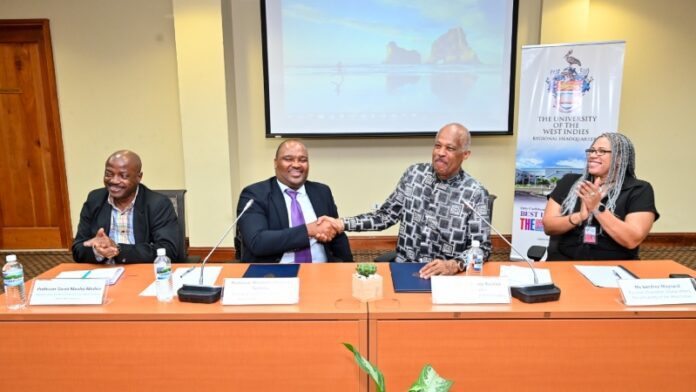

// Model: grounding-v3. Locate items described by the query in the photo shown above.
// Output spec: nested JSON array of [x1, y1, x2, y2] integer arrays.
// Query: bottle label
[[3, 271, 24, 287], [156, 266, 171, 281]]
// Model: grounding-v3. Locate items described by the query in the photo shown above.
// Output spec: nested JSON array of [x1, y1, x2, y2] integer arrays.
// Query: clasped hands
[[307, 216, 345, 243], [83, 228, 120, 259]]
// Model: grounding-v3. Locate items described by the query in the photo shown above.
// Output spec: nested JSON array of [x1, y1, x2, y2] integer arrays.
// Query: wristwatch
[[593, 204, 606, 215]]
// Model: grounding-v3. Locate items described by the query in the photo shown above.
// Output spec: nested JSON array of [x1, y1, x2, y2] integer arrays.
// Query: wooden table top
[[0, 262, 367, 321], [371, 260, 696, 319]]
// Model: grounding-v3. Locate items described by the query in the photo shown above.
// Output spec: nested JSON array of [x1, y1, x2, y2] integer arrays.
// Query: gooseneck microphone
[[461, 198, 561, 303], [178, 199, 254, 303]]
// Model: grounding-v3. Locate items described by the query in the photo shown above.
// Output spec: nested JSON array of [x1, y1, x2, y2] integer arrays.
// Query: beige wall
[[1, 0, 693, 249], [540, 0, 696, 231], [0, 0, 186, 238]]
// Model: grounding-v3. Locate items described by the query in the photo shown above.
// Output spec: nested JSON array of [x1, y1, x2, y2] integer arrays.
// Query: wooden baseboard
[[187, 247, 236, 262], [187, 233, 696, 262]]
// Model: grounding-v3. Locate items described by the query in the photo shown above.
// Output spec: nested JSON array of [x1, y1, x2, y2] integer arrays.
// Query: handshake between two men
[[308, 216, 344, 243]]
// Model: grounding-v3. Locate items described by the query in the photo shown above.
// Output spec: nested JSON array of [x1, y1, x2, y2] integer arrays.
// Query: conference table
[[1, 260, 695, 391], [369, 260, 696, 391], [0, 263, 369, 391]]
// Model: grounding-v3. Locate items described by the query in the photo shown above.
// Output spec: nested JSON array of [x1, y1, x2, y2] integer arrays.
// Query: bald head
[[431, 123, 471, 180], [275, 139, 307, 159], [274, 139, 309, 189], [103, 150, 143, 208], [106, 150, 142, 173], [436, 123, 470, 151]]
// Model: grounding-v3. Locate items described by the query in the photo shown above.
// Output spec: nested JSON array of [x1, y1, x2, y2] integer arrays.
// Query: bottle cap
[[471, 240, 480, 248], [6, 254, 17, 262], [157, 248, 166, 256]]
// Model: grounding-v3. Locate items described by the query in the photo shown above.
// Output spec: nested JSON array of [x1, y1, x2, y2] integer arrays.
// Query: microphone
[[178, 199, 254, 303], [461, 198, 561, 303]]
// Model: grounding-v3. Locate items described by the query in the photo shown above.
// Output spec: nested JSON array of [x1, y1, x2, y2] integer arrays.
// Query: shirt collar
[[431, 165, 464, 185], [276, 179, 307, 196], [108, 185, 139, 213]]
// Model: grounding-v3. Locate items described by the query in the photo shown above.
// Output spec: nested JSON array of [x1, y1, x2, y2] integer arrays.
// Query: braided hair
[[560, 132, 636, 215]]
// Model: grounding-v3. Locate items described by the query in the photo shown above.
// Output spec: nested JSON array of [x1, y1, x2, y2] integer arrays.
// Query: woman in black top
[[542, 133, 659, 260]]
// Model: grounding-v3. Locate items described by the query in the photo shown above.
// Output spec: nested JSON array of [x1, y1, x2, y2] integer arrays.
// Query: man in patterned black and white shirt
[[320, 123, 491, 278]]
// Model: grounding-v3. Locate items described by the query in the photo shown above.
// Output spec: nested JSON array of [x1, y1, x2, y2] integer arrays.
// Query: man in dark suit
[[236, 140, 352, 263], [72, 150, 181, 263]]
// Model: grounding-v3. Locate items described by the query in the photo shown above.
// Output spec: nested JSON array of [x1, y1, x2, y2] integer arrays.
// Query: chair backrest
[[487, 193, 497, 224], [155, 189, 188, 260]]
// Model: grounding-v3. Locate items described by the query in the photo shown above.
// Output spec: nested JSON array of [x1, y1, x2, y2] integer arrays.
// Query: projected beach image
[[265, 0, 515, 134]]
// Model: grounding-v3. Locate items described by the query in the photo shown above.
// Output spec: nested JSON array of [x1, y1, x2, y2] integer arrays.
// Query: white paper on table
[[56, 267, 124, 285], [499, 265, 553, 287], [221, 278, 299, 305], [431, 276, 511, 304], [139, 266, 222, 296], [574, 265, 635, 288], [619, 278, 696, 306]]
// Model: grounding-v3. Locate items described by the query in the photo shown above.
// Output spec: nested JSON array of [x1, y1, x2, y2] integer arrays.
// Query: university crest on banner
[[546, 50, 593, 113], [510, 41, 625, 260]]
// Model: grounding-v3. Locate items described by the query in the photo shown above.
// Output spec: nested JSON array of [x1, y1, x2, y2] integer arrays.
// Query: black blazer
[[71, 185, 181, 263], [235, 177, 352, 263]]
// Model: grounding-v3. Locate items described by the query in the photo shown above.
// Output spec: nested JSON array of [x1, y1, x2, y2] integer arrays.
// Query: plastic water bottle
[[154, 248, 173, 302], [465, 240, 485, 276], [3, 254, 26, 310]]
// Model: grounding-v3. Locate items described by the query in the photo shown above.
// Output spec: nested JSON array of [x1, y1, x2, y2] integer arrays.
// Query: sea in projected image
[[278, 63, 507, 132]]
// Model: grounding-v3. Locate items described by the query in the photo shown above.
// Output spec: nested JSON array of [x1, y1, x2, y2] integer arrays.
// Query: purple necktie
[[285, 189, 312, 263]]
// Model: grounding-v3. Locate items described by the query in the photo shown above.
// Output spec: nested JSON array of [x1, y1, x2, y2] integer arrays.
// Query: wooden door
[[0, 20, 71, 249]]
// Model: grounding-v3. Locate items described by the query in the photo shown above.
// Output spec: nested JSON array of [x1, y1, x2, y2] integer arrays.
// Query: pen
[[180, 266, 195, 278], [613, 269, 622, 280], [81, 270, 92, 279]]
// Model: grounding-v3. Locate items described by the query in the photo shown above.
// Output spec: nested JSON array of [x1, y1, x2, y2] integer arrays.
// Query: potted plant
[[343, 343, 453, 391], [352, 263, 383, 302]]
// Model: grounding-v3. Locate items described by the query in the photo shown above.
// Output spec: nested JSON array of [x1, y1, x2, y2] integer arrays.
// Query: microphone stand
[[462, 199, 561, 303], [178, 200, 254, 303]]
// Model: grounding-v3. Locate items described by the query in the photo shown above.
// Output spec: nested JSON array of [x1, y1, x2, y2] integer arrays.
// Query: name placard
[[619, 278, 696, 306], [29, 279, 107, 305], [431, 276, 511, 304], [221, 278, 299, 305]]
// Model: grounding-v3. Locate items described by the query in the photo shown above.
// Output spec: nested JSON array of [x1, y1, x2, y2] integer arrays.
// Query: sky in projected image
[[265, 0, 515, 135]]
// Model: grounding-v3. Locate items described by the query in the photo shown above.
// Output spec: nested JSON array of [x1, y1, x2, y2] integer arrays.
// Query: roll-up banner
[[512, 41, 626, 260]]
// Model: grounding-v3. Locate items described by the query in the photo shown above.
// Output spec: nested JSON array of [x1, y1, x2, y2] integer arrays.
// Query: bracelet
[[568, 213, 579, 226]]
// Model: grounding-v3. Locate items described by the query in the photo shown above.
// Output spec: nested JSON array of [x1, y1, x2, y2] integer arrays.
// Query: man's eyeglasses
[[585, 148, 612, 156]]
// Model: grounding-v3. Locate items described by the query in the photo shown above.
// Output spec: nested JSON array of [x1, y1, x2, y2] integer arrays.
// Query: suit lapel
[[305, 182, 326, 216], [132, 186, 147, 243], [97, 195, 112, 234], [270, 179, 290, 228]]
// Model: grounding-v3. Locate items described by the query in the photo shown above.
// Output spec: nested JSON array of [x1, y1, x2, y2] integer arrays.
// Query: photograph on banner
[[511, 41, 626, 259]]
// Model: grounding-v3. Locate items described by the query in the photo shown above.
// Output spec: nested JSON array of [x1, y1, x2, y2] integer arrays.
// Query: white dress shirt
[[276, 180, 328, 263]]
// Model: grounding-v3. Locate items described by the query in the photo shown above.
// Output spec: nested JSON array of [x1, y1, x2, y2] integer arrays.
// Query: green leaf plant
[[343, 343, 453, 392]]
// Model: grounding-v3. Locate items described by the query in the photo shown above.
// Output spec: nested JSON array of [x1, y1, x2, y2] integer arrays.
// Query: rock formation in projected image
[[428, 27, 481, 65], [384, 41, 421, 64]]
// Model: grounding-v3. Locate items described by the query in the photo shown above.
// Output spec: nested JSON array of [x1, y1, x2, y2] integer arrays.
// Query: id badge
[[583, 226, 597, 244]]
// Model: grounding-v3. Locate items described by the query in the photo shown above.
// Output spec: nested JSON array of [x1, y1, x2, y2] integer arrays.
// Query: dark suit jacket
[[72, 185, 181, 263], [235, 177, 352, 263]]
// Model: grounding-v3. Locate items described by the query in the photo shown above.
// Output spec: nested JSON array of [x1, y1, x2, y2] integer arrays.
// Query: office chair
[[155, 189, 201, 263]]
